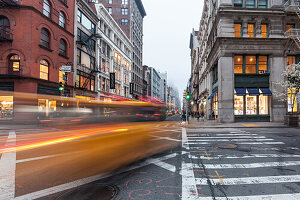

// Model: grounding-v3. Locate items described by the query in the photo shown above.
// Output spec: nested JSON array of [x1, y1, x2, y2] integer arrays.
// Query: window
[[77, 49, 95, 69], [121, 19, 128, 26], [234, 56, 243, 73], [248, 23, 255, 38], [77, 10, 95, 33], [59, 71, 66, 83], [246, 0, 255, 7], [121, 8, 128, 15], [76, 71, 95, 91], [258, 0, 267, 8], [59, 12, 66, 28], [234, 0, 243, 7], [261, 24, 268, 38], [287, 88, 299, 113], [246, 95, 257, 115], [258, 56, 268, 73], [287, 55, 296, 66], [0, 16, 10, 39], [286, 24, 295, 32], [108, 0, 112, 4], [59, 39, 67, 56], [259, 95, 269, 114], [245, 56, 256, 73], [43, 0, 51, 17], [122, 0, 128, 5], [40, 28, 50, 48], [40, 60, 49, 80], [234, 96, 244, 115], [9, 54, 20, 72], [77, 28, 96, 51], [108, 7, 112, 14], [234, 23, 242, 37]]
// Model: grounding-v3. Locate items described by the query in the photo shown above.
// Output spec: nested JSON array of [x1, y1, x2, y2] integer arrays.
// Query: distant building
[[142, 65, 151, 96], [150, 67, 161, 100], [158, 72, 167, 103]]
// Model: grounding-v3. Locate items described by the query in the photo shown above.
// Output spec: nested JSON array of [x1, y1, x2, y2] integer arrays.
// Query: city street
[[1, 116, 300, 199]]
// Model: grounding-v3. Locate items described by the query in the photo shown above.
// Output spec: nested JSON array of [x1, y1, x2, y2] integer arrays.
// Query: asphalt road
[[1, 118, 300, 200]]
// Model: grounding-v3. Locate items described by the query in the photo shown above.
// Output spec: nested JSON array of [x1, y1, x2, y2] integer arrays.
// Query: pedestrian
[[196, 112, 200, 121], [212, 111, 215, 120]]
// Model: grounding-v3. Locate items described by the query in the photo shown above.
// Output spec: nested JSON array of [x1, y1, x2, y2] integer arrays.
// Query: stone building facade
[[194, 0, 300, 122]]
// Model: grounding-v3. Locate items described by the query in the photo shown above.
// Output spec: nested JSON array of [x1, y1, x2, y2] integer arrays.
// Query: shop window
[[246, 95, 257, 115], [287, 88, 299, 113], [261, 24, 268, 38], [234, 56, 243, 73], [0, 96, 13, 120], [0, 16, 10, 39], [258, 56, 268, 73], [59, 39, 67, 56], [38, 99, 56, 118], [9, 54, 20, 72], [40, 59, 49, 80], [234, 95, 244, 115], [76, 71, 95, 91], [259, 95, 269, 115], [43, 0, 51, 17], [234, 23, 242, 37], [248, 23, 255, 38], [245, 56, 256, 73], [246, 0, 255, 7], [40, 28, 50, 48], [59, 11, 66, 28], [212, 92, 218, 117]]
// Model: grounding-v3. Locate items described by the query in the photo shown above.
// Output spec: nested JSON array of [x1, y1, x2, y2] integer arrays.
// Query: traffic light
[[183, 92, 187, 99], [59, 82, 64, 91], [186, 92, 191, 101]]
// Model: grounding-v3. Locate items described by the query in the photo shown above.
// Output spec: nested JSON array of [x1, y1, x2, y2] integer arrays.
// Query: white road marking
[[187, 142, 285, 145], [194, 161, 300, 169], [181, 128, 198, 200], [188, 134, 257, 137], [151, 135, 181, 142], [188, 136, 266, 139], [189, 153, 300, 160], [189, 175, 300, 185], [15, 152, 179, 199], [16, 151, 84, 163], [0, 131, 16, 200], [148, 160, 176, 172], [189, 146, 299, 151], [197, 193, 300, 200], [188, 139, 273, 142]]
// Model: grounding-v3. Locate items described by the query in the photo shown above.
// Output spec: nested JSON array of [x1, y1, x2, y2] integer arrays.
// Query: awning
[[260, 88, 272, 96], [235, 88, 246, 96], [208, 90, 218, 100], [247, 88, 260, 95]]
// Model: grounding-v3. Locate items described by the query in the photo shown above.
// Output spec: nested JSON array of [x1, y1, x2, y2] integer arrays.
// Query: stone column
[[218, 56, 234, 122], [270, 56, 286, 122]]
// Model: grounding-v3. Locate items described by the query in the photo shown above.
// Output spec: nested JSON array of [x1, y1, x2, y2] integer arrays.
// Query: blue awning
[[208, 90, 218, 100], [247, 88, 260, 95], [235, 88, 246, 96], [260, 88, 272, 96]]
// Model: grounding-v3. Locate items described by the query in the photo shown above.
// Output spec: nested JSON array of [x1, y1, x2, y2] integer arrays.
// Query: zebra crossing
[[181, 128, 300, 199]]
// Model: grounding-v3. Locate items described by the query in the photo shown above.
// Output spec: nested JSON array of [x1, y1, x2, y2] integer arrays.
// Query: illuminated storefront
[[0, 96, 13, 120], [208, 90, 218, 118], [234, 88, 271, 121]]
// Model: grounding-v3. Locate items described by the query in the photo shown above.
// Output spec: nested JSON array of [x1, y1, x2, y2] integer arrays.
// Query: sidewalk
[[186, 117, 293, 128]]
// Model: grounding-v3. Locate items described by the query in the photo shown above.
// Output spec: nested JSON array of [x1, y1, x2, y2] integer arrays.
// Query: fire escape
[[284, 0, 300, 50]]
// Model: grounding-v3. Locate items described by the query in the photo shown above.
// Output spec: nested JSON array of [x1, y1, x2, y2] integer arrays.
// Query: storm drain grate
[[214, 143, 238, 149]]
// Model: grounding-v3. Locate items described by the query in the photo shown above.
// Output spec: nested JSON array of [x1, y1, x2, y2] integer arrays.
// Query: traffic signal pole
[[186, 100, 188, 124]]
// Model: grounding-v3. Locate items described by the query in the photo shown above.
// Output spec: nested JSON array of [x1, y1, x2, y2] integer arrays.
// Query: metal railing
[[285, 28, 300, 38], [0, 66, 22, 76], [284, 0, 300, 11]]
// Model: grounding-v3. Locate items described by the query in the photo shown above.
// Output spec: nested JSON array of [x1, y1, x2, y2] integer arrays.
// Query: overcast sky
[[142, 0, 203, 98]]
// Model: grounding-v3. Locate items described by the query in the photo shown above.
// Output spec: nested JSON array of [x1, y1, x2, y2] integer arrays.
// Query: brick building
[[0, 0, 75, 121]]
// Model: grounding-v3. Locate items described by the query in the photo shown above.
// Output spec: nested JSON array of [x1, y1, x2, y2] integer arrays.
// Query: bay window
[[234, 55, 269, 74]]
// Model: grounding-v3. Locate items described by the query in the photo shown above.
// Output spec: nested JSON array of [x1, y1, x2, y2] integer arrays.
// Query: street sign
[[61, 65, 72, 72], [130, 83, 134, 94], [110, 73, 115, 89], [63, 74, 68, 82]]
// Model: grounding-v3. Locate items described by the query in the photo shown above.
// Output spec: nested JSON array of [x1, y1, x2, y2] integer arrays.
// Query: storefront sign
[[61, 65, 72, 72]]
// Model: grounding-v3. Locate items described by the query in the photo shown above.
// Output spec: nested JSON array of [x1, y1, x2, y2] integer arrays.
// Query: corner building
[[196, 0, 299, 122], [0, 0, 75, 122]]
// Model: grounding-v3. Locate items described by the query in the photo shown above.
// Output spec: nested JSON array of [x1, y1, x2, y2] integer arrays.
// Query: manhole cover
[[45, 184, 118, 200], [214, 143, 238, 149]]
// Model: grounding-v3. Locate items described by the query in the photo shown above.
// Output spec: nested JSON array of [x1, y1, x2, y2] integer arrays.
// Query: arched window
[[59, 11, 66, 28], [40, 59, 49, 80], [9, 54, 20, 72], [59, 39, 67, 56], [0, 16, 10, 39], [43, 0, 51, 17], [40, 28, 50, 48]]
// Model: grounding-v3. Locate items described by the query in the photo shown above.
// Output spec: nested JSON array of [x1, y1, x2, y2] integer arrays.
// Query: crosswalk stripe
[[188, 139, 273, 142], [196, 193, 300, 200], [189, 175, 300, 185], [188, 136, 266, 139], [188, 134, 258, 137], [216, 134, 257, 136], [187, 142, 284, 145], [189, 154, 300, 160], [194, 161, 300, 169]]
